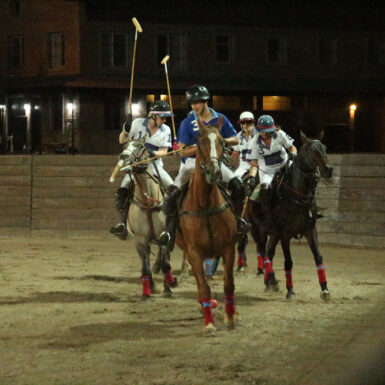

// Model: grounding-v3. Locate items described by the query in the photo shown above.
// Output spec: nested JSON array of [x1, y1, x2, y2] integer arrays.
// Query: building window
[[212, 96, 241, 111], [157, 34, 186, 71], [101, 32, 129, 68], [267, 37, 287, 64], [7, 35, 24, 70], [216, 35, 232, 62], [318, 37, 338, 65], [263, 96, 291, 111], [48, 32, 65, 68]]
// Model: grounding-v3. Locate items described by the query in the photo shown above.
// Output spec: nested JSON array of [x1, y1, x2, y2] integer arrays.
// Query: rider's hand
[[244, 175, 257, 196], [147, 149, 156, 158], [288, 152, 297, 161]]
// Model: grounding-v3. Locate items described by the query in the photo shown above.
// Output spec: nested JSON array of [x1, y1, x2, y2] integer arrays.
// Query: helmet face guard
[[257, 115, 276, 133]]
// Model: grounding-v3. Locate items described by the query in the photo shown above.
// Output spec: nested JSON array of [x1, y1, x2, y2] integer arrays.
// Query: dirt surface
[[0, 237, 384, 385]]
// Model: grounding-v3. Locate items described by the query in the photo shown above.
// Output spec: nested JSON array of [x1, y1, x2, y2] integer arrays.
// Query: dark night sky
[[83, 0, 385, 30]]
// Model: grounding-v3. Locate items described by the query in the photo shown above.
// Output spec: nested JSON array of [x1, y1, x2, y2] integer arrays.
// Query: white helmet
[[238, 111, 255, 123]]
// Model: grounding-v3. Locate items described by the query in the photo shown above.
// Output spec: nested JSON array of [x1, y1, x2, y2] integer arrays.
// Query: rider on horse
[[158, 85, 250, 252], [110, 100, 174, 240], [244, 114, 297, 230]]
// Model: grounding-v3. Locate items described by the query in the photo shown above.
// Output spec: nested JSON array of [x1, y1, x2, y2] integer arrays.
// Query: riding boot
[[110, 186, 133, 240], [259, 183, 275, 232], [158, 185, 181, 252], [228, 177, 251, 235]]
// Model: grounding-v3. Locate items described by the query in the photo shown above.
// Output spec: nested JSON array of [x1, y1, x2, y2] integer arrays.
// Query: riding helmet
[[186, 85, 211, 103], [149, 100, 173, 117], [256, 115, 276, 133], [238, 111, 255, 124]]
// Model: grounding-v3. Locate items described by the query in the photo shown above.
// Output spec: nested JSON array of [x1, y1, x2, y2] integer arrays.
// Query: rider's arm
[[224, 136, 239, 146], [154, 147, 168, 157], [288, 145, 297, 154], [179, 142, 197, 158]]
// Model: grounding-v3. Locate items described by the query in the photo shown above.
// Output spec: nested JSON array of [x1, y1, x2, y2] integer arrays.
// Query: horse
[[175, 117, 238, 333], [117, 139, 178, 298], [246, 131, 333, 300]]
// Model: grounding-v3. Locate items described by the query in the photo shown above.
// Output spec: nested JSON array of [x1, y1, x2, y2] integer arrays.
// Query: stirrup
[[109, 223, 128, 240]]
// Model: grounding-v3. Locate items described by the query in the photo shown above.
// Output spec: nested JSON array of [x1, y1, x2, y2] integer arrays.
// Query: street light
[[66, 101, 75, 153]]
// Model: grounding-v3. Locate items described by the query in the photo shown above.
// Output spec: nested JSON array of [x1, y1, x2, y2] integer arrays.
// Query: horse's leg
[[237, 234, 248, 272], [152, 250, 162, 274], [222, 244, 237, 329], [250, 221, 265, 276], [304, 228, 330, 300], [188, 248, 216, 333], [135, 240, 154, 298], [160, 246, 178, 297], [180, 252, 190, 278], [264, 233, 280, 292], [281, 237, 295, 299]]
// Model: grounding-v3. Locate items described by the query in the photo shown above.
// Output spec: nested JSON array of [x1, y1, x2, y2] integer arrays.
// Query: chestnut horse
[[176, 118, 238, 333]]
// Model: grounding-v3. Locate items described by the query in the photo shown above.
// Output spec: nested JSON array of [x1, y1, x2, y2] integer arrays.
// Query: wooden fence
[[0, 154, 384, 247]]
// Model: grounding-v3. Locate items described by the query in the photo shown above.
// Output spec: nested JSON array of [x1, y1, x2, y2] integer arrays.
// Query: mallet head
[[132, 17, 143, 33], [161, 55, 170, 65]]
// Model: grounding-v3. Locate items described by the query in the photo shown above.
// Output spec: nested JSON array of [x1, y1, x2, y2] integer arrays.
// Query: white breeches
[[234, 160, 250, 179], [174, 157, 235, 189]]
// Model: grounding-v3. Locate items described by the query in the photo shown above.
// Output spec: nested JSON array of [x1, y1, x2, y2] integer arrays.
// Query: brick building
[[1, 0, 385, 154]]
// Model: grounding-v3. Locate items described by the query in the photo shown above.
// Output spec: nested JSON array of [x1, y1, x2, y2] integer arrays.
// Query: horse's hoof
[[256, 269, 264, 276], [168, 277, 178, 288], [224, 312, 239, 329], [204, 322, 216, 335], [320, 289, 331, 301], [162, 290, 172, 298], [286, 289, 296, 299]]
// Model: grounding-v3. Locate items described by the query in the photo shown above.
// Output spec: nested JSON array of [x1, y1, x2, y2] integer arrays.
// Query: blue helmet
[[257, 115, 276, 133]]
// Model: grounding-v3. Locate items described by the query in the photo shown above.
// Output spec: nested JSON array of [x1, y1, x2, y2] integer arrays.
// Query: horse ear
[[318, 129, 325, 141], [300, 130, 310, 144], [216, 115, 223, 130]]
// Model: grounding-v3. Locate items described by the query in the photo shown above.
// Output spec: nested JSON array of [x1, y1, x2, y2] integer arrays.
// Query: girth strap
[[181, 202, 230, 217]]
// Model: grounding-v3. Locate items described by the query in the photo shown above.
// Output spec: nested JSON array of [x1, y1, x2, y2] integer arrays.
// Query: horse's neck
[[133, 169, 162, 206], [290, 160, 318, 196], [190, 163, 222, 208]]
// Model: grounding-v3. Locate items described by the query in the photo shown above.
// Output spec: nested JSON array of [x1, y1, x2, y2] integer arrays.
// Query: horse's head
[[197, 116, 224, 184], [120, 138, 149, 174], [299, 131, 333, 178]]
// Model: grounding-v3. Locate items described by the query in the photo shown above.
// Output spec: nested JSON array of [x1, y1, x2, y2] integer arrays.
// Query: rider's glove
[[244, 175, 257, 196], [172, 142, 179, 151], [288, 152, 297, 161], [147, 149, 156, 158]]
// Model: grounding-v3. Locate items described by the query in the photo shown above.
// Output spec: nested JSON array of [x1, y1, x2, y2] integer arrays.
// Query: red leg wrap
[[225, 294, 235, 315], [141, 275, 151, 297], [263, 257, 273, 280], [257, 253, 264, 270], [317, 264, 327, 284], [201, 297, 215, 325], [285, 270, 293, 288], [164, 270, 175, 284], [237, 255, 243, 267]]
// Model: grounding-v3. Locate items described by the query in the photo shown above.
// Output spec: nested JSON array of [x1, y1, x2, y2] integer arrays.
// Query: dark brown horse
[[246, 131, 333, 300], [176, 117, 238, 333]]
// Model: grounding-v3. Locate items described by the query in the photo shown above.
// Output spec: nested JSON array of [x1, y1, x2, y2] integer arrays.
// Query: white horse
[[118, 139, 178, 298]]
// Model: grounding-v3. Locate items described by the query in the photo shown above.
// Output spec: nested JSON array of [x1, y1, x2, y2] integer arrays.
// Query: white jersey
[[232, 128, 257, 177], [247, 129, 294, 184], [129, 118, 172, 168]]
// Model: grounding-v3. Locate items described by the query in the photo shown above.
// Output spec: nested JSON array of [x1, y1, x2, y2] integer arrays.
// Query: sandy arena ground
[[0, 237, 384, 385]]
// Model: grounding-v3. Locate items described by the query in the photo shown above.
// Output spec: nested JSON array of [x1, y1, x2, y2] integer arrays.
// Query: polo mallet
[[160, 55, 177, 144], [124, 17, 143, 133]]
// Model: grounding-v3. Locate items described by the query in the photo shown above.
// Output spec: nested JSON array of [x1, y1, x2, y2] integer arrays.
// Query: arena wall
[[0, 154, 384, 248]]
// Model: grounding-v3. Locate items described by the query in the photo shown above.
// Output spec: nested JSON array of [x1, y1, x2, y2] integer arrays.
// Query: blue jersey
[[178, 108, 237, 158]]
